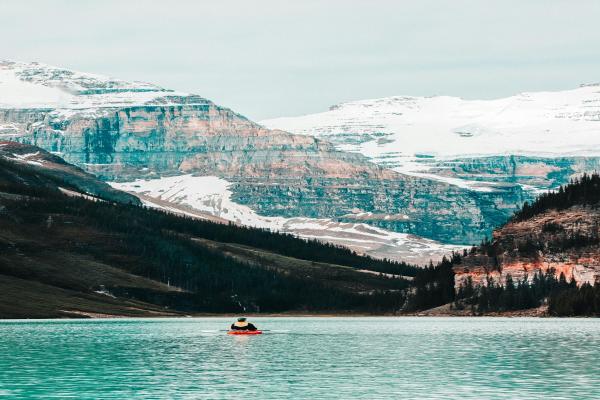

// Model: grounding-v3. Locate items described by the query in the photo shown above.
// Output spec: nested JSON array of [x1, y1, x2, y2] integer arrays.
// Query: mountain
[[261, 86, 600, 186], [3, 142, 597, 317], [455, 174, 600, 290], [0, 142, 417, 318], [261, 86, 600, 160], [454, 174, 600, 316], [404, 174, 600, 316], [262, 86, 600, 237], [109, 175, 464, 264], [0, 61, 524, 263]]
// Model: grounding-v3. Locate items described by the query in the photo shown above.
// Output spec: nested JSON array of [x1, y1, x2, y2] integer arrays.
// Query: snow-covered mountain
[[261, 86, 600, 192], [0, 60, 183, 110], [1, 60, 482, 263]]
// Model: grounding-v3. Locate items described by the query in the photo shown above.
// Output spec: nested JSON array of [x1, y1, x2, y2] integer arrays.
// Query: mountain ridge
[[261, 85, 600, 158], [0, 60, 526, 260], [261, 85, 600, 245]]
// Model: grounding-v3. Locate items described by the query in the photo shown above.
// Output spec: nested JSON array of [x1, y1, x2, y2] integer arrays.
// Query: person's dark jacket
[[230, 322, 257, 331]]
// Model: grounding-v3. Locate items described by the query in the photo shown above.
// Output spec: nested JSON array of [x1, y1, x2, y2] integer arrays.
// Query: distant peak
[[0, 59, 199, 110], [3, 60, 167, 94]]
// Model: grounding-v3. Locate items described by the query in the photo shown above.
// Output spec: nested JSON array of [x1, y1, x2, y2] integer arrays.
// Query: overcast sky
[[1, 0, 599, 120]]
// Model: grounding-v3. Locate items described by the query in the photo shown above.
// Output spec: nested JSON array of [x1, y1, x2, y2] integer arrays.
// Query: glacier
[[261, 87, 600, 194]]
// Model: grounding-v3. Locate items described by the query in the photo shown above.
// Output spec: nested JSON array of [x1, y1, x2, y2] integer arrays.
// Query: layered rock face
[[454, 207, 600, 289], [2, 99, 361, 182], [111, 175, 465, 264], [416, 155, 600, 192], [261, 87, 600, 237], [231, 176, 524, 244], [0, 61, 526, 248]]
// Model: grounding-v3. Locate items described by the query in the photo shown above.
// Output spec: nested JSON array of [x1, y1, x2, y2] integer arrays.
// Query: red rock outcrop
[[454, 207, 600, 290]]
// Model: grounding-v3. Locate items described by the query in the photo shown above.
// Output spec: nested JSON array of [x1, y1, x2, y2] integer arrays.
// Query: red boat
[[227, 330, 263, 335]]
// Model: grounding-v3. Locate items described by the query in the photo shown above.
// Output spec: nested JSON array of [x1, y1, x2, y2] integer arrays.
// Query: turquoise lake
[[1, 317, 599, 399]]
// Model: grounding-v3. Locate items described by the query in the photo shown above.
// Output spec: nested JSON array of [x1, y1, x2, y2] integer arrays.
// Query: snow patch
[[110, 175, 464, 264]]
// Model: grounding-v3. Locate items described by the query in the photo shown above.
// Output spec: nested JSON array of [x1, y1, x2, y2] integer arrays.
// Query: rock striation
[[261, 87, 600, 241], [0, 61, 527, 247], [454, 206, 600, 289]]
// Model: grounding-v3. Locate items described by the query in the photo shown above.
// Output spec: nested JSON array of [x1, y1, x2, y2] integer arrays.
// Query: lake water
[[0, 317, 599, 399]]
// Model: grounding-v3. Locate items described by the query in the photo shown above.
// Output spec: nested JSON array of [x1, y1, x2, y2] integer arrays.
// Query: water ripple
[[0, 317, 599, 399]]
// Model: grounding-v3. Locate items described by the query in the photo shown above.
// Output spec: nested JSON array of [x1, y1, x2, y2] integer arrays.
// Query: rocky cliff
[[262, 87, 600, 239], [454, 180, 600, 290], [0, 61, 528, 252]]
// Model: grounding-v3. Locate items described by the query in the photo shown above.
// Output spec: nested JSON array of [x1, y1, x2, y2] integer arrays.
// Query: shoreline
[[3, 302, 591, 320], [4, 311, 593, 320]]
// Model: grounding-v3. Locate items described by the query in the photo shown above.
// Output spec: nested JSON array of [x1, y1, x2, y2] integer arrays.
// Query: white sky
[[1, 0, 599, 120]]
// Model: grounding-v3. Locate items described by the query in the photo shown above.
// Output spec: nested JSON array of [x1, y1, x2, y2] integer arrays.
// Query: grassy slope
[[0, 142, 410, 318], [0, 208, 187, 318]]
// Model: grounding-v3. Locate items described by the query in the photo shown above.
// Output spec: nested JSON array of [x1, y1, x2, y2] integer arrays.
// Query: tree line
[[403, 173, 600, 316], [1, 160, 409, 313], [514, 173, 600, 222]]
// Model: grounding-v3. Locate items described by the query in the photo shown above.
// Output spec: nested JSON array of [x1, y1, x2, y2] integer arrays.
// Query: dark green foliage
[[549, 283, 600, 316], [403, 254, 460, 311], [152, 215, 418, 277], [514, 173, 600, 221], [405, 253, 600, 316], [453, 269, 600, 316], [0, 155, 417, 277], [542, 222, 563, 233], [404, 173, 600, 315], [459, 270, 580, 314], [0, 159, 411, 313], [474, 230, 599, 261], [0, 150, 140, 205], [454, 276, 475, 309]]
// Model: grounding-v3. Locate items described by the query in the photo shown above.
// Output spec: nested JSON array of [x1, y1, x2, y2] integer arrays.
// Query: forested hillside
[[0, 143, 416, 318], [514, 173, 600, 221], [405, 174, 600, 316], [6, 140, 598, 318]]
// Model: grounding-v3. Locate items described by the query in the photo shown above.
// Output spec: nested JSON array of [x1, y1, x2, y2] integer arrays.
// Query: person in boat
[[230, 317, 258, 331]]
